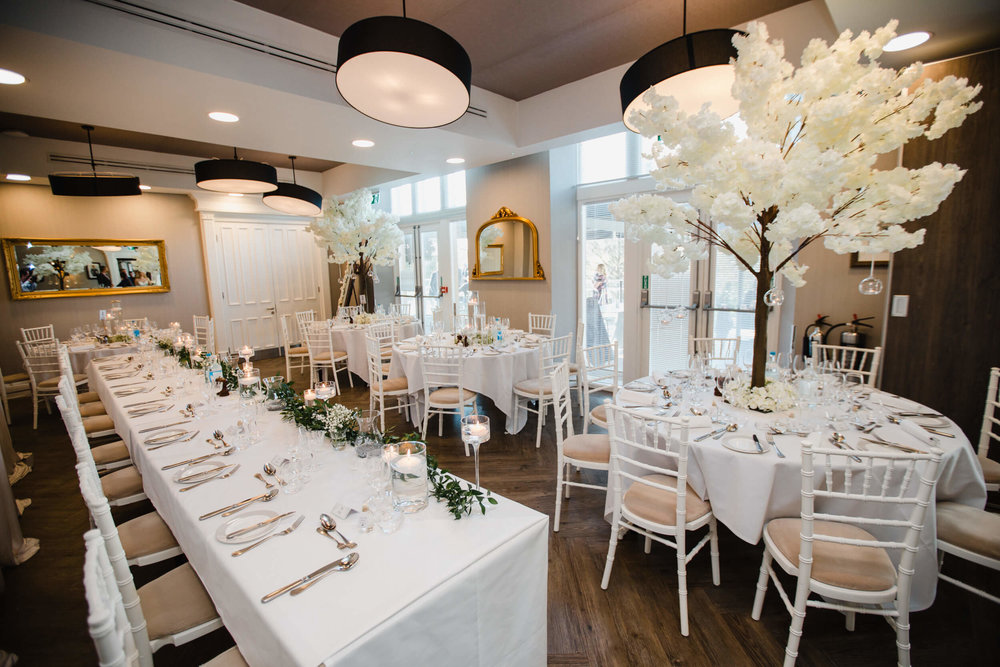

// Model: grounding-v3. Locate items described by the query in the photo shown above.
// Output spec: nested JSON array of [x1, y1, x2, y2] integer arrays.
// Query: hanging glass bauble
[[858, 260, 883, 296], [763, 287, 784, 306]]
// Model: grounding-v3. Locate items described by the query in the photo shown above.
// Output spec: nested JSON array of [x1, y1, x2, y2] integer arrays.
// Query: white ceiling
[[0, 0, 995, 195]]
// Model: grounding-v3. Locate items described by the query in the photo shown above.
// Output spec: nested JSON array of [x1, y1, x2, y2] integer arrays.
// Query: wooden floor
[[2, 356, 998, 666]]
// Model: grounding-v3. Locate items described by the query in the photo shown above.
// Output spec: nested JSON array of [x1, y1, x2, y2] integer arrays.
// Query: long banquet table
[[89, 356, 548, 666], [609, 383, 987, 611]]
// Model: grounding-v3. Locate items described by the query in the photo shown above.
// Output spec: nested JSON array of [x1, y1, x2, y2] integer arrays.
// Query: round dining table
[[607, 380, 987, 612], [388, 336, 541, 434], [329, 318, 423, 383]]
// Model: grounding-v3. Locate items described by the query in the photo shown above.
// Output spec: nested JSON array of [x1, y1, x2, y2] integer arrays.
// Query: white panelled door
[[202, 214, 327, 353]]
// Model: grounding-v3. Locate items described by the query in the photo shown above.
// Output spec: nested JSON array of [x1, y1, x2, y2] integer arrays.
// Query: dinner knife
[[859, 437, 922, 453], [262, 553, 359, 603], [123, 398, 169, 408], [176, 463, 229, 483], [199, 489, 277, 521], [894, 411, 945, 418], [161, 448, 232, 470], [751, 434, 764, 453], [226, 511, 295, 539], [139, 419, 191, 434]]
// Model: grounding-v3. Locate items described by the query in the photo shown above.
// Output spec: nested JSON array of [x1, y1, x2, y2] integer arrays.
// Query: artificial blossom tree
[[308, 189, 404, 313], [27, 245, 90, 290], [612, 20, 982, 389]]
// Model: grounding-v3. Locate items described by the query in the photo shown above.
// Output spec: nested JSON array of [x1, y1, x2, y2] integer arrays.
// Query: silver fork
[[179, 464, 241, 492], [231, 516, 304, 557]]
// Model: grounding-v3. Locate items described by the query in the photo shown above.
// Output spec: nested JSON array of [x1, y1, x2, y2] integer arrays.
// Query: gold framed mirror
[[471, 207, 545, 280], [3, 238, 170, 300]]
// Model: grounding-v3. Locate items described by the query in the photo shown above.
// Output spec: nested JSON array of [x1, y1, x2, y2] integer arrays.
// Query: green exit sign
[[641, 275, 649, 289]]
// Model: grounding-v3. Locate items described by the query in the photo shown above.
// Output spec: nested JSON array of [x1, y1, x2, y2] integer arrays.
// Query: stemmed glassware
[[461, 415, 490, 490]]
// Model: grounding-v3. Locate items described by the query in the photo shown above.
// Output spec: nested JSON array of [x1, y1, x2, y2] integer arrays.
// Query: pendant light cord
[[83, 125, 97, 176], [402, 0, 406, 18], [289, 156, 298, 185], [682, 0, 687, 36]]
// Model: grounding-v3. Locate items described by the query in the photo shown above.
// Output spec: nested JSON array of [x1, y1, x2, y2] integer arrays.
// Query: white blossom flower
[[308, 189, 404, 267]]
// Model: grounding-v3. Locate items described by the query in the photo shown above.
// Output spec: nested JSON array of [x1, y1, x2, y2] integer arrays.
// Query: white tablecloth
[[388, 342, 540, 434], [66, 341, 137, 373], [606, 386, 987, 611], [330, 320, 422, 383], [89, 356, 548, 667]]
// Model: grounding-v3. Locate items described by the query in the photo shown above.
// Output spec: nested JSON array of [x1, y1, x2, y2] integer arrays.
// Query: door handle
[[703, 291, 713, 311], [691, 291, 700, 310]]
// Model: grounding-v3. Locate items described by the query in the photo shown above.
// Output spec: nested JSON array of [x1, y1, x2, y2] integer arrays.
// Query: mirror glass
[[3, 238, 170, 300], [472, 207, 544, 280]]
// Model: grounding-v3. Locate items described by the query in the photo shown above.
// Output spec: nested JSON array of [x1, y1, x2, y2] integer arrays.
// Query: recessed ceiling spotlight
[[138, 184, 151, 190], [208, 111, 240, 123], [884, 31, 931, 52], [352, 139, 375, 148], [446, 157, 465, 164], [0, 68, 26, 85], [6, 173, 30, 181]]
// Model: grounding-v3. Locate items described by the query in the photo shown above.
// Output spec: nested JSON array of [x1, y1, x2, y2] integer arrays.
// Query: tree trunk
[[750, 268, 771, 388]]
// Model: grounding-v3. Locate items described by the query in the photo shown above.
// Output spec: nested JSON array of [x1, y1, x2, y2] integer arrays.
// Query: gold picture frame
[[3, 238, 170, 300], [471, 207, 545, 280]]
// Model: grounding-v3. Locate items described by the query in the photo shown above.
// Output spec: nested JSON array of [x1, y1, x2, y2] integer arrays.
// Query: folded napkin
[[898, 419, 938, 450], [616, 389, 658, 406]]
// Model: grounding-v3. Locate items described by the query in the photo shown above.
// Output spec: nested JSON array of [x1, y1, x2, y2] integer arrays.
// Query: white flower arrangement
[[132, 246, 161, 274], [724, 378, 798, 413], [27, 246, 90, 280], [354, 312, 375, 325], [308, 189, 404, 267], [320, 403, 360, 441]]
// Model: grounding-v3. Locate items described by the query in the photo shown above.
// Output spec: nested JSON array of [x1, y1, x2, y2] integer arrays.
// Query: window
[[446, 171, 466, 208], [391, 184, 412, 216], [580, 134, 628, 184], [416, 177, 441, 213]]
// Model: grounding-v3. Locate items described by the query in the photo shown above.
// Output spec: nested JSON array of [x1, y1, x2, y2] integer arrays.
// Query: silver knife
[[139, 419, 191, 434], [765, 432, 785, 458], [227, 511, 295, 539], [176, 463, 229, 483], [695, 426, 727, 442], [262, 553, 359, 603], [289, 552, 360, 596], [752, 434, 764, 453], [199, 489, 278, 521], [161, 448, 232, 470], [124, 398, 169, 408], [179, 464, 241, 492]]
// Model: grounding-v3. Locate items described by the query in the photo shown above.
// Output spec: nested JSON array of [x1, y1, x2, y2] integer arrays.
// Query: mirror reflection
[[3, 238, 169, 300], [471, 207, 545, 280]]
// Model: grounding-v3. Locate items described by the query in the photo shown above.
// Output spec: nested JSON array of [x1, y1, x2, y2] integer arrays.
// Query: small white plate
[[215, 510, 279, 544], [910, 416, 950, 428], [723, 435, 769, 454], [143, 429, 189, 446], [173, 461, 229, 484]]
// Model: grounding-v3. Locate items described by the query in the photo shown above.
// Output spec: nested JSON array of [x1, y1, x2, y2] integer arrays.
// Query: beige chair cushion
[[766, 518, 897, 591], [39, 373, 87, 388], [381, 362, 392, 374], [91, 440, 129, 465], [78, 401, 107, 418], [563, 434, 611, 464], [373, 376, 408, 393], [202, 646, 250, 667], [590, 404, 608, 425], [138, 562, 219, 641], [978, 455, 1000, 485], [514, 378, 553, 396], [936, 501, 1000, 560], [313, 350, 347, 362], [119, 511, 179, 560], [287, 346, 309, 356], [623, 474, 712, 526], [101, 466, 143, 501], [77, 390, 101, 403], [568, 363, 580, 373], [3, 372, 29, 383], [83, 414, 115, 434], [428, 387, 477, 405]]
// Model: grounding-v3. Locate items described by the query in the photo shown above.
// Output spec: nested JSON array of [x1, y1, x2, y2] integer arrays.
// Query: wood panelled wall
[[883, 48, 1000, 440]]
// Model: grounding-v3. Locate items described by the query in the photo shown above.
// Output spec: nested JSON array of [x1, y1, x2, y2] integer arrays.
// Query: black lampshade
[[263, 182, 323, 216], [620, 28, 744, 132], [49, 172, 141, 196], [195, 158, 278, 194], [336, 16, 471, 128]]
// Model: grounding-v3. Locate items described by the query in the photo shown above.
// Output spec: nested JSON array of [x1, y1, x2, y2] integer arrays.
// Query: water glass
[[276, 457, 306, 494]]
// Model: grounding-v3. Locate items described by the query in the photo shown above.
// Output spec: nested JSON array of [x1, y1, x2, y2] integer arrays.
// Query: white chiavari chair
[[79, 460, 223, 665], [83, 528, 139, 667], [366, 334, 414, 433], [295, 309, 316, 338], [1, 361, 31, 425], [21, 324, 55, 343], [340, 305, 363, 319], [935, 501, 1000, 605], [56, 343, 116, 440], [303, 321, 351, 392], [812, 343, 882, 387], [551, 361, 610, 532], [601, 404, 720, 636], [569, 320, 584, 407], [528, 312, 556, 337], [192, 316, 215, 353], [57, 388, 145, 508], [580, 341, 619, 434], [976, 366, 1000, 491], [514, 334, 573, 449], [368, 320, 397, 363], [751, 435, 944, 667], [17, 338, 86, 429], [396, 302, 411, 317], [279, 314, 310, 379], [418, 345, 478, 439], [690, 337, 740, 367]]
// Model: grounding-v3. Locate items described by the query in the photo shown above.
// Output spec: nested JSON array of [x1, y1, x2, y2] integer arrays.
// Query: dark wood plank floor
[[2, 357, 997, 665]]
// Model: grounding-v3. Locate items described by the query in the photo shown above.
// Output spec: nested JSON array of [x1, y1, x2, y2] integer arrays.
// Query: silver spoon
[[289, 552, 360, 596], [231, 515, 304, 557], [695, 425, 728, 442], [263, 462, 287, 486], [320, 514, 357, 549], [254, 472, 275, 489], [213, 429, 231, 448], [712, 423, 738, 440], [316, 526, 348, 549], [221, 487, 279, 517]]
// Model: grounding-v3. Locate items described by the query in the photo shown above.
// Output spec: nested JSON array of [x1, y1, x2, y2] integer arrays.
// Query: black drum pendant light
[[262, 156, 322, 216], [336, 1, 471, 128], [48, 125, 141, 196], [195, 148, 278, 194], [620, 0, 744, 132]]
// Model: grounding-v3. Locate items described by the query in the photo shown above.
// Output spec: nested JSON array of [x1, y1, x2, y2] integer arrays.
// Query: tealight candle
[[303, 389, 316, 406], [466, 423, 489, 440], [315, 382, 333, 399], [240, 345, 253, 357]]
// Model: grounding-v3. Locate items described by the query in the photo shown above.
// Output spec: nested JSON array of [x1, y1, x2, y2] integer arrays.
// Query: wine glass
[[461, 415, 490, 490]]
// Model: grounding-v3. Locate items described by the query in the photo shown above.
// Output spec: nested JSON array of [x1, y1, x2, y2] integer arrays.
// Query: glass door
[[580, 201, 626, 361], [395, 223, 443, 332]]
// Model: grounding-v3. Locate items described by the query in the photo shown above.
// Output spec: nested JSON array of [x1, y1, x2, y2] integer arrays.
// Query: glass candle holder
[[461, 415, 491, 490], [386, 441, 428, 513], [237, 367, 261, 398]]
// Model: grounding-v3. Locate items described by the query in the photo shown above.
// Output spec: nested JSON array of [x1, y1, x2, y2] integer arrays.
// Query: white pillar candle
[[303, 389, 316, 407], [393, 453, 424, 475]]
